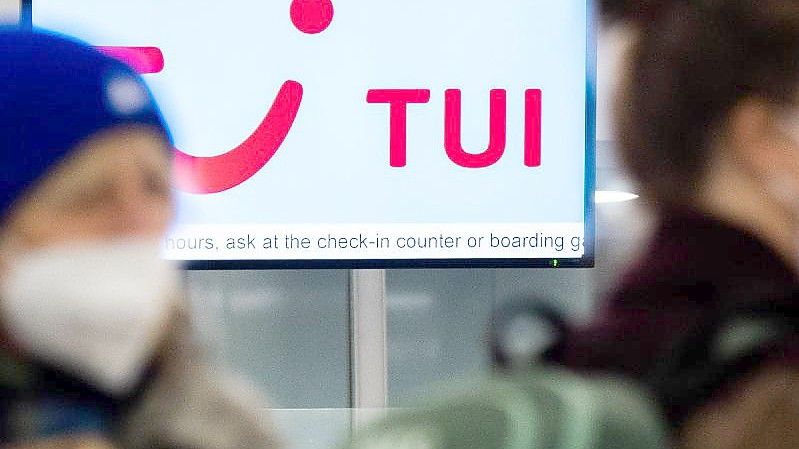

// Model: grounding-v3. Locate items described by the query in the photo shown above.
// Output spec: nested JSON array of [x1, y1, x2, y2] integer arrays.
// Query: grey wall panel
[[186, 270, 352, 409]]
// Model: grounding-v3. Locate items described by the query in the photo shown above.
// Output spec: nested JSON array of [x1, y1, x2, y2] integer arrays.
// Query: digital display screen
[[33, 0, 595, 268]]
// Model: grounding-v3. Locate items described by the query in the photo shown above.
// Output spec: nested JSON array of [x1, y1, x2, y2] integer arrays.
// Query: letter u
[[444, 89, 507, 168]]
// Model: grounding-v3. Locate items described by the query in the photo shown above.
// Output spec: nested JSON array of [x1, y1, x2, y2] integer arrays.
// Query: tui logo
[[97, 0, 333, 194], [98, 0, 544, 194]]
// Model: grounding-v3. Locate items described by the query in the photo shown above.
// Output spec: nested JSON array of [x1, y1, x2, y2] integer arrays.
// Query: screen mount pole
[[349, 268, 388, 430]]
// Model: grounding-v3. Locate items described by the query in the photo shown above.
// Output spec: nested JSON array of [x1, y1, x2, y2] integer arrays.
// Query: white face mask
[[0, 239, 180, 396]]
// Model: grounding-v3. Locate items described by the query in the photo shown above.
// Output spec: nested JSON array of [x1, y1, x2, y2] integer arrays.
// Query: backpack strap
[[647, 288, 799, 428]]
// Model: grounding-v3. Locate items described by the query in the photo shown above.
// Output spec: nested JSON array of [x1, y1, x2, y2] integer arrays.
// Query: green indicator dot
[[552, 259, 559, 268]]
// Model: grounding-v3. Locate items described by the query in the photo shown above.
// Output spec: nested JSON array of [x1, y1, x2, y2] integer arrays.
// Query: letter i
[[525, 89, 542, 167]]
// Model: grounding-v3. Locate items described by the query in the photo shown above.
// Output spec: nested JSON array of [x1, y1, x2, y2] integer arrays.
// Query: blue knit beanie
[[0, 28, 170, 220]]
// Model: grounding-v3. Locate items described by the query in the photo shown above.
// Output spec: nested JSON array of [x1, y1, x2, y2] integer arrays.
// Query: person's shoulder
[[609, 263, 717, 312]]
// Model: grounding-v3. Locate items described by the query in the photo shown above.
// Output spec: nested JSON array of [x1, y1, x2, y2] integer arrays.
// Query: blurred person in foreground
[[0, 29, 280, 449], [551, 1, 799, 448]]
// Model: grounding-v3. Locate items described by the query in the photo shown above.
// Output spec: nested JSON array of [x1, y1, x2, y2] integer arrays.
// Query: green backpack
[[347, 368, 668, 449]]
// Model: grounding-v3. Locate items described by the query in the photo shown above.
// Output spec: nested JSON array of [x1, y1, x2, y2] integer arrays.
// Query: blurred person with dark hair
[[0, 29, 280, 449], [552, 1, 799, 448]]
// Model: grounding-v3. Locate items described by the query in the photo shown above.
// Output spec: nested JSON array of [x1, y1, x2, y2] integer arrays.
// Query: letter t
[[367, 89, 431, 167]]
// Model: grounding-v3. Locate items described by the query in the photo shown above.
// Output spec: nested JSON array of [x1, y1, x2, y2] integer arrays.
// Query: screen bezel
[[27, 0, 597, 270]]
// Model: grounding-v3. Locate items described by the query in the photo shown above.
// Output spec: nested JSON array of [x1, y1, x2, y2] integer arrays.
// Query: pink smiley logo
[[97, 0, 334, 194]]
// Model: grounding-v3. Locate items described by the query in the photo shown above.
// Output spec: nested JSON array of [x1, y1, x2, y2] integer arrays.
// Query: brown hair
[[607, 0, 799, 207]]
